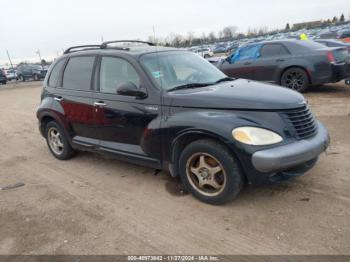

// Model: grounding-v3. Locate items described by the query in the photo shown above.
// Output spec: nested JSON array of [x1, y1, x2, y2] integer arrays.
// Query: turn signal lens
[[232, 127, 283, 146]]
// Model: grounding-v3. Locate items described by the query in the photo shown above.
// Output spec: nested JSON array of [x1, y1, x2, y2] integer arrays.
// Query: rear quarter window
[[48, 59, 66, 87], [63, 56, 95, 91]]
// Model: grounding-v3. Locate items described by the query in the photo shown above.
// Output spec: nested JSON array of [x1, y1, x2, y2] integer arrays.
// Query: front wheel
[[178, 139, 243, 205], [281, 67, 309, 92], [18, 75, 25, 82]]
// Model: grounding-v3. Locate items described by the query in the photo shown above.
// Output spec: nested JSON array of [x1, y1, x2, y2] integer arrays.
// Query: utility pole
[[6, 50, 14, 69], [36, 50, 42, 65]]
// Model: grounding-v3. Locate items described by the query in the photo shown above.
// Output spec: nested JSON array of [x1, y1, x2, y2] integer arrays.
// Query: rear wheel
[[45, 121, 75, 160], [178, 139, 243, 205], [281, 67, 309, 92]]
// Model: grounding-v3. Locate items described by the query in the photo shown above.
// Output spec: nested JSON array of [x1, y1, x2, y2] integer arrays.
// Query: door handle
[[94, 101, 107, 106], [54, 96, 63, 102], [276, 59, 285, 62], [244, 62, 252, 65]]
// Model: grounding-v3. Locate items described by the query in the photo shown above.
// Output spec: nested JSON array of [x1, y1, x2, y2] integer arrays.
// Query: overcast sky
[[0, 0, 349, 64]]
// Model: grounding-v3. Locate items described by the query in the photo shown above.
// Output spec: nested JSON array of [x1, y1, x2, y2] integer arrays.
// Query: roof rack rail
[[63, 40, 155, 54], [64, 45, 101, 54], [101, 40, 155, 49]]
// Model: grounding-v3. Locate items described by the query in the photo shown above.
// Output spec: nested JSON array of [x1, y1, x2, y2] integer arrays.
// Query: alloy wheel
[[282, 70, 305, 90], [186, 152, 227, 197], [48, 127, 64, 155]]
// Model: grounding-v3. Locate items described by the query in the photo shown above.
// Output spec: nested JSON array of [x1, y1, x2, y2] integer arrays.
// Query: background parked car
[[0, 70, 7, 84], [3, 68, 17, 81], [193, 47, 214, 58], [16, 64, 47, 81], [213, 45, 227, 53], [217, 39, 350, 92], [316, 39, 350, 53], [225, 42, 240, 54], [337, 29, 350, 43]]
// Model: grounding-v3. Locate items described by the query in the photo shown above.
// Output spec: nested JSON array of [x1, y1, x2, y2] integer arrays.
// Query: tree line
[[148, 13, 349, 47]]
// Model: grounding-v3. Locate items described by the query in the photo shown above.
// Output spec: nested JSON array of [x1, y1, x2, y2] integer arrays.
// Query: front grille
[[282, 106, 318, 139]]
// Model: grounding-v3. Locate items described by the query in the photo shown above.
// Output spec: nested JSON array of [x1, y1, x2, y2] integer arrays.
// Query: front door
[[93, 55, 161, 166], [219, 59, 255, 79], [218, 44, 262, 80]]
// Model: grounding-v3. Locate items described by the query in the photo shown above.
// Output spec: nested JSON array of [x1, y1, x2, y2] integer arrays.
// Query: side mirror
[[225, 56, 233, 64], [116, 81, 147, 99]]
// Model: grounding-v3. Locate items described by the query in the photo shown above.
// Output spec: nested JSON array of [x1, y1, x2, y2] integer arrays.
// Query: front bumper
[[252, 121, 329, 173]]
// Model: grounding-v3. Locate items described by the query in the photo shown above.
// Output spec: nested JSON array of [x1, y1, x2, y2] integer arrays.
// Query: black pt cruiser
[[37, 41, 330, 204]]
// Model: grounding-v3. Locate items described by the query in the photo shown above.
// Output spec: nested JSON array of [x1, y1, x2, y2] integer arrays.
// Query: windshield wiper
[[214, 77, 235, 84], [167, 83, 213, 92]]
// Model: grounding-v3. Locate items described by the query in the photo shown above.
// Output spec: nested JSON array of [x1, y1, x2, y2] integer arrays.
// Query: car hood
[[163, 79, 306, 110]]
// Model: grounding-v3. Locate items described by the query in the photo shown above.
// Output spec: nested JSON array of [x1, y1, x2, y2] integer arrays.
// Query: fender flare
[[169, 129, 233, 177], [38, 111, 73, 145]]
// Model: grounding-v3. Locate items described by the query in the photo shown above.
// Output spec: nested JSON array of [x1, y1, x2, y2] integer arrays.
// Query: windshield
[[140, 51, 226, 91]]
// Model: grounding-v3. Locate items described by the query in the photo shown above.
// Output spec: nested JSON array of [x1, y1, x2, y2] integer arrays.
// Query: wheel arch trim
[[38, 112, 73, 145], [169, 129, 235, 177], [279, 65, 312, 85]]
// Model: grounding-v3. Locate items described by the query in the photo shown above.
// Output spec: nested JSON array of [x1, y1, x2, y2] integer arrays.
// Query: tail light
[[327, 51, 336, 63]]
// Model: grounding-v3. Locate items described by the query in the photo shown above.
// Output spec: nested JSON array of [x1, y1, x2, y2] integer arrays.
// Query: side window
[[63, 56, 95, 91], [99, 57, 140, 94], [231, 45, 261, 63], [48, 59, 65, 87], [260, 44, 289, 58]]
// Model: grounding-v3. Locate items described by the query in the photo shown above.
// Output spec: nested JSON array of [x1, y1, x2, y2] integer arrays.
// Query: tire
[[204, 54, 210, 59], [18, 75, 25, 82], [178, 139, 243, 205], [45, 121, 75, 160], [280, 67, 309, 92], [33, 74, 39, 81]]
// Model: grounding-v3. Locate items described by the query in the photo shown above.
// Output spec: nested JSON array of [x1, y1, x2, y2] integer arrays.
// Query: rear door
[[93, 55, 161, 166], [52, 55, 98, 146], [253, 43, 291, 82]]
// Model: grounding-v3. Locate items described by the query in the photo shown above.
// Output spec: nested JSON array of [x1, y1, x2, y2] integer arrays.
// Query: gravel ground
[[0, 81, 349, 255]]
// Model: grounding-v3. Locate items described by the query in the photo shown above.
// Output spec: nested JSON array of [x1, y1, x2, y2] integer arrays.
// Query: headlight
[[232, 127, 282, 145]]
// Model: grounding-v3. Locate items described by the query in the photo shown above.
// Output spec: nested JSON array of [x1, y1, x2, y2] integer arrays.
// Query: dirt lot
[[0, 81, 349, 255]]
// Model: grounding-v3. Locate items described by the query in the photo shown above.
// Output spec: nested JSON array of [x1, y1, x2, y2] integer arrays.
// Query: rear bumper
[[331, 63, 350, 82], [252, 121, 329, 173]]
